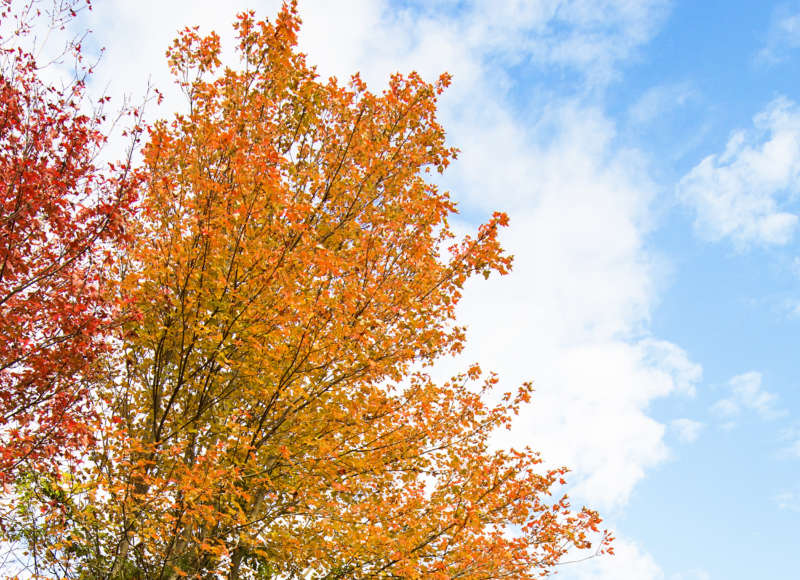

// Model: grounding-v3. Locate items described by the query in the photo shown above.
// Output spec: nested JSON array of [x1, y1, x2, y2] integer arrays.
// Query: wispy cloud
[[756, 6, 800, 65], [711, 371, 784, 426], [384, 0, 672, 88], [563, 536, 663, 579], [778, 425, 800, 458], [670, 570, 711, 580], [774, 489, 800, 512], [677, 97, 800, 247], [629, 82, 696, 126], [671, 418, 704, 443]]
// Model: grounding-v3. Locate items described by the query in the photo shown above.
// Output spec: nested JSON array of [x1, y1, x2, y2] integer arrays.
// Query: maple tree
[[0, 0, 139, 482], [0, 2, 611, 579]]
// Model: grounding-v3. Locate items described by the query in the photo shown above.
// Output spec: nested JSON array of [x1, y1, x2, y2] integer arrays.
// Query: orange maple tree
[[0, 3, 611, 579], [0, 0, 139, 482]]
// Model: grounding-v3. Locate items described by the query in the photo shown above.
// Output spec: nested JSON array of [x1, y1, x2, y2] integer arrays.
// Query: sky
[[65, 1, 800, 578]]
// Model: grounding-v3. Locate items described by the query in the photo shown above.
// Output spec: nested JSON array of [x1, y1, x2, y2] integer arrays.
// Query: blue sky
[[78, 1, 800, 578]]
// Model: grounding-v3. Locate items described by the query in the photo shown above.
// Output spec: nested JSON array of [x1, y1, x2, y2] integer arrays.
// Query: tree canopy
[[0, 0, 139, 482], [0, 2, 611, 578]]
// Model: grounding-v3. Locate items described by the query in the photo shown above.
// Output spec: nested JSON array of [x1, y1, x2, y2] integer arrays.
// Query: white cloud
[[671, 418, 703, 443], [81, 0, 267, 110], [711, 371, 783, 424], [453, 106, 701, 510], [564, 545, 710, 580], [785, 438, 800, 457], [757, 8, 800, 65], [786, 300, 800, 317], [779, 425, 800, 458], [670, 570, 711, 580], [629, 82, 695, 126], [79, 0, 668, 111], [560, 537, 663, 580], [640, 339, 702, 397], [305, 0, 672, 88], [775, 489, 800, 512], [463, 0, 670, 87], [677, 97, 800, 247]]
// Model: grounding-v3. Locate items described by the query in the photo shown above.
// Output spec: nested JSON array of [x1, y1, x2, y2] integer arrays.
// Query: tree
[[0, 0, 139, 482], [1, 3, 611, 578]]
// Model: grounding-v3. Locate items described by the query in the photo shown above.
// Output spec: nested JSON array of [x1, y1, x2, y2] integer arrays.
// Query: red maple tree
[[0, 0, 140, 480]]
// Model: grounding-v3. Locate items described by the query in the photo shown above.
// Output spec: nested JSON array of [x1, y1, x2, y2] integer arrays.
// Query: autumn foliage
[[0, 0, 138, 482], [0, 2, 611, 578]]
